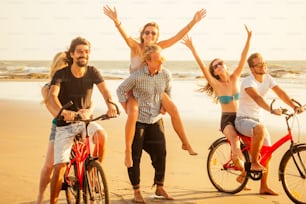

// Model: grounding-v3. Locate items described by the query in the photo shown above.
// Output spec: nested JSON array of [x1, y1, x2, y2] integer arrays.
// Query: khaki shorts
[[54, 122, 104, 165]]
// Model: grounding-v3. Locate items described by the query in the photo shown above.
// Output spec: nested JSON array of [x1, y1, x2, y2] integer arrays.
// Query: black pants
[[127, 119, 166, 188]]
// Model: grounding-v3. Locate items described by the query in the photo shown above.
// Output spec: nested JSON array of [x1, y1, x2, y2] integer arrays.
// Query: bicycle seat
[[238, 133, 252, 145]]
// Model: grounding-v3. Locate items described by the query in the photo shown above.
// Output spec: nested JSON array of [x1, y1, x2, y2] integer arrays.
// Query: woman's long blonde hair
[[49, 52, 68, 79], [42, 52, 68, 104]]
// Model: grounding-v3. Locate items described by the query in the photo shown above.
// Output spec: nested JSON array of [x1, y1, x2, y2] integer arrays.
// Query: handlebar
[[270, 98, 305, 117], [57, 99, 120, 122]]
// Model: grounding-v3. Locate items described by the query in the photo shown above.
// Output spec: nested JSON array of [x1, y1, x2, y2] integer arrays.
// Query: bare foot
[[260, 187, 278, 195], [236, 171, 251, 191], [133, 189, 146, 203], [182, 144, 198, 155], [251, 162, 266, 172], [155, 186, 174, 200], [232, 154, 244, 171]]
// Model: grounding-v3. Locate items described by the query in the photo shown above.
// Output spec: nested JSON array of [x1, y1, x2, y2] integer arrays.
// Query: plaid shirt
[[117, 65, 172, 124]]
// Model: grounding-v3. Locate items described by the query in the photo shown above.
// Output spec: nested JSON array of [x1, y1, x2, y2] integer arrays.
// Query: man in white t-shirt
[[235, 52, 304, 195]]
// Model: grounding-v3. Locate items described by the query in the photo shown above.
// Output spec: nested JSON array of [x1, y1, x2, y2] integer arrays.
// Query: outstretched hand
[[181, 35, 193, 49], [103, 5, 119, 23], [244, 24, 252, 38], [193, 8, 207, 23]]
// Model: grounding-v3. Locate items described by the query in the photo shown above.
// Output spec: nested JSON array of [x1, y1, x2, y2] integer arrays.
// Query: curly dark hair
[[65, 36, 91, 66]]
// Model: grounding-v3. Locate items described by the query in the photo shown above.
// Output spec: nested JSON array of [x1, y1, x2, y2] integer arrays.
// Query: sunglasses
[[144, 30, 157, 36], [212, 61, 224, 69], [252, 62, 267, 68]]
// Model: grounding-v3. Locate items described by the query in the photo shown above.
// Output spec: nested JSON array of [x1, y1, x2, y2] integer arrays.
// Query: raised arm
[[181, 35, 216, 86], [103, 5, 138, 49], [157, 8, 206, 49], [232, 25, 252, 78]]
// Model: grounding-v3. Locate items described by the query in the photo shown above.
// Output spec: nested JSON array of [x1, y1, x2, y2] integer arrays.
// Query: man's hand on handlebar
[[61, 109, 78, 121], [106, 99, 120, 118], [77, 109, 93, 120], [294, 106, 304, 114], [271, 108, 283, 116]]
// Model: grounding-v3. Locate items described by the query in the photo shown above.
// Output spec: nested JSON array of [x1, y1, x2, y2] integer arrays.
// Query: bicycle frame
[[239, 129, 294, 167], [207, 100, 306, 202], [64, 131, 92, 190]]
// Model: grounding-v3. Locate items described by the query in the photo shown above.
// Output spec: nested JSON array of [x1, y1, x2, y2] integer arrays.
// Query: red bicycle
[[59, 100, 120, 204], [207, 99, 306, 204]]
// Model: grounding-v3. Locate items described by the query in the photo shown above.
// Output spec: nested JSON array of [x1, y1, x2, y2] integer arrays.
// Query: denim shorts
[[54, 122, 104, 165], [235, 116, 271, 146], [49, 123, 56, 141]]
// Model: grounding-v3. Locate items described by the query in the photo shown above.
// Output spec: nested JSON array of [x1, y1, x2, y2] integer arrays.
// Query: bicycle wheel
[[207, 137, 249, 194], [83, 160, 109, 204], [279, 145, 306, 204], [65, 163, 81, 204]]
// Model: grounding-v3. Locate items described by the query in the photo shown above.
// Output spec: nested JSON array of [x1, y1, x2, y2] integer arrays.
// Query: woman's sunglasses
[[144, 31, 157, 36]]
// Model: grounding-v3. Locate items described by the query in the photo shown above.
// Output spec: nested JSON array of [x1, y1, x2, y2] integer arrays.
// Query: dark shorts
[[220, 112, 236, 133]]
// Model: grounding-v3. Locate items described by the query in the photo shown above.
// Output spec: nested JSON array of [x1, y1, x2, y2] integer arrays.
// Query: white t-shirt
[[237, 74, 277, 119]]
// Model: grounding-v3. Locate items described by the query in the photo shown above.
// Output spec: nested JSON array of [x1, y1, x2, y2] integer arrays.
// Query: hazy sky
[[1, 0, 305, 60]]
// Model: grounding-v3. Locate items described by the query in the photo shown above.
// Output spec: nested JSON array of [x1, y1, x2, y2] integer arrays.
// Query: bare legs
[[124, 96, 138, 167], [223, 124, 244, 170], [259, 156, 278, 195], [246, 125, 277, 195], [123, 94, 196, 167], [161, 93, 197, 155], [36, 142, 54, 204], [92, 129, 107, 163], [251, 124, 266, 171], [50, 163, 66, 204]]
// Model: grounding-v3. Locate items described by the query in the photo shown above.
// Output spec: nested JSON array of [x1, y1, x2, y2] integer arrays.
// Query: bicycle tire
[[65, 163, 81, 204], [279, 145, 306, 204], [83, 160, 109, 204], [207, 137, 250, 194]]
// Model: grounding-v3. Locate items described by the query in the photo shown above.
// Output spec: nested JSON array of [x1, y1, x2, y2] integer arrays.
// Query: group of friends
[[35, 5, 304, 204]]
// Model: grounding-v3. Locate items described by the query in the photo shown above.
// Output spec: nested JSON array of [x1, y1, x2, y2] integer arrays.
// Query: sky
[[0, 0, 305, 61]]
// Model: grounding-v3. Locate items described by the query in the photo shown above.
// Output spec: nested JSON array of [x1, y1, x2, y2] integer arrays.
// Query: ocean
[[1, 60, 306, 136], [0, 60, 306, 85]]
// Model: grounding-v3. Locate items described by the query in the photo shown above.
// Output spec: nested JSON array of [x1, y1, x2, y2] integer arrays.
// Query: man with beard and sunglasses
[[48, 36, 118, 204], [235, 52, 304, 195]]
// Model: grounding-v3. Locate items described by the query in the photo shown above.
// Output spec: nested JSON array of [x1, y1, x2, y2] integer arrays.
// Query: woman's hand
[[103, 5, 120, 25], [181, 35, 193, 50], [244, 24, 252, 38], [192, 8, 207, 24]]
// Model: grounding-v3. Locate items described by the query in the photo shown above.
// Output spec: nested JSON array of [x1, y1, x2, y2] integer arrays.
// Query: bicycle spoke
[[207, 138, 249, 194], [84, 161, 109, 204]]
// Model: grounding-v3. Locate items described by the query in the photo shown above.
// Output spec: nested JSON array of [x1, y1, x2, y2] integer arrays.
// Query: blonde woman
[[36, 52, 67, 204], [104, 5, 206, 167]]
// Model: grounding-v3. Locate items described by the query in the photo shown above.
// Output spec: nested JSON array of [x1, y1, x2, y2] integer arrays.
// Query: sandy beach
[[1, 80, 305, 204]]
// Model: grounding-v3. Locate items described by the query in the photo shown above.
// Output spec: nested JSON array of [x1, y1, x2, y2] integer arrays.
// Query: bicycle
[[207, 99, 306, 204], [58, 100, 120, 204]]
